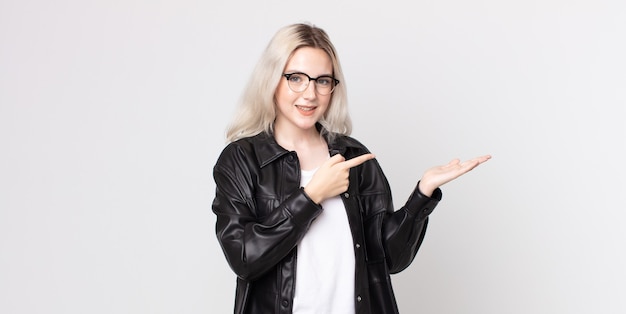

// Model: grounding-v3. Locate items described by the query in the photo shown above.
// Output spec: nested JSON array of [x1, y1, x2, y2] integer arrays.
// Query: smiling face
[[273, 47, 333, 137]]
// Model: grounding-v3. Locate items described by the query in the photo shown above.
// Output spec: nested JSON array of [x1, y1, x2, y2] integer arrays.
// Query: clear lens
[[287, 73, 308, 92], [285, 73, 337, 95]]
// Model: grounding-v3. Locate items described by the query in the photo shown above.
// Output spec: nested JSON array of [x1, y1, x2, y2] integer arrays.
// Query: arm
[[382, 181, 442, 273], [380, 155, 491, 272], [212, 147, 322, 281]]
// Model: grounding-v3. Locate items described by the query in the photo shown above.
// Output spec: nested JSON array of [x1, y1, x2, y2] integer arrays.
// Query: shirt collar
[[251, 129, 358, 168]]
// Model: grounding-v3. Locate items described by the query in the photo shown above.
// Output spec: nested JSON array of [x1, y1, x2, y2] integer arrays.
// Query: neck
[[273, 121, 324, 150], [274, 128, 323, 152], [273, 125, 329, 171]]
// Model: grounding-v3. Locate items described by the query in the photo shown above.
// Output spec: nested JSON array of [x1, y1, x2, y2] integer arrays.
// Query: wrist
[[303, 186, 322, 204], [418, 181, 435, 197]]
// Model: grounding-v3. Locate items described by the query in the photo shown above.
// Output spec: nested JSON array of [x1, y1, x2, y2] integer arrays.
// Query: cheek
[[320, 96, 332, 110], [274, 82, 293, 104]]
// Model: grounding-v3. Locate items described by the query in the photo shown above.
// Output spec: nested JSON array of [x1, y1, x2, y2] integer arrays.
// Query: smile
[[296, 105, 316, 111]]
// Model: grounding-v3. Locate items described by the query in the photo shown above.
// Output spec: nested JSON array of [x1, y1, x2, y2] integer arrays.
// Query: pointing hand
[[304, 153, 375, 204]]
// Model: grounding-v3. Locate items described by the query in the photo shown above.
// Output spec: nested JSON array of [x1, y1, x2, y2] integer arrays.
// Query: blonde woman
[[212, 23, 491, 314]]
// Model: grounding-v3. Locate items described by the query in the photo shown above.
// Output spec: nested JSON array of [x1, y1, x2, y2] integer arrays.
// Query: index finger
[[343, 153, 376, 169]]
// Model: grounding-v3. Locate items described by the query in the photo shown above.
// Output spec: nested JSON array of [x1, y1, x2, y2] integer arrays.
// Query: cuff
[[284, 188, 324, 229], [405, 181, 442, 220]]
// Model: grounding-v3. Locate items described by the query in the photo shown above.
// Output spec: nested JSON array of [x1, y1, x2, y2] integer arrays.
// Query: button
[[281, 300, 289, 307], [357, 295, 362, 302], [287, 155, 295, 162], [355, 243, 361, 249], [343, 192, 349, 198]]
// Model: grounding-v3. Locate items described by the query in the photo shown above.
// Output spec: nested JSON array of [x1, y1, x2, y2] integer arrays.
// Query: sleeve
[[359, 157, 442, 274], [382, 181, 441, 273], [212, 145, 323, 281]]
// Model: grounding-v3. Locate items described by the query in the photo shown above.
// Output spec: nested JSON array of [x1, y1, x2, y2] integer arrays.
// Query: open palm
[[419, 155, 492, 196]]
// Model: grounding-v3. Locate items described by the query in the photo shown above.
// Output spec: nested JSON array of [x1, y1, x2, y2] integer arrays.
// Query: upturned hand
[[418, 155, 492, 197]]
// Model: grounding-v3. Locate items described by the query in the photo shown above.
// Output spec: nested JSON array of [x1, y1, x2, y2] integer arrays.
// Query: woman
[[212, 22, 491, 314]]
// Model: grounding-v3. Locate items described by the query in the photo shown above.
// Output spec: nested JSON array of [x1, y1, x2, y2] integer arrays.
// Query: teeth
[[297, 106, 314, 111]]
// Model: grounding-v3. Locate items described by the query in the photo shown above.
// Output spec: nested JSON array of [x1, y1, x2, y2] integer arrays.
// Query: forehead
[[284, 47, 333, 75]]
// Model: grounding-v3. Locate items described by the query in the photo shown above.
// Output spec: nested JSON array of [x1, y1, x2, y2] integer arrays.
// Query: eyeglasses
[[282, 72, 340, 96]]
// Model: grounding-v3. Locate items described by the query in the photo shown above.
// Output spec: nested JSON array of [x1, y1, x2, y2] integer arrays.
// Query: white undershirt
[[293, 168, 356, 314]]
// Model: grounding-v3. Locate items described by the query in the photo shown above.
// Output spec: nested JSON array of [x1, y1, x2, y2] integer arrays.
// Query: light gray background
[[1, 0, 625, 313]]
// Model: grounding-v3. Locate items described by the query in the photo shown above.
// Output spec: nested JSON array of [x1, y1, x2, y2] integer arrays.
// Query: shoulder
[[216, 136, 254, 159], [215, 132, 289, 170], [214, 134, 261, 169]]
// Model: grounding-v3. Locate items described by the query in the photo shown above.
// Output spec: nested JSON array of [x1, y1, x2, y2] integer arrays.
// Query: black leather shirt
[[212, 131, 442, 314]]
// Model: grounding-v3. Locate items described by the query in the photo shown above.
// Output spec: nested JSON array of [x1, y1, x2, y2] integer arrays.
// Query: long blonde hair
[[225, 23, 352, 143]]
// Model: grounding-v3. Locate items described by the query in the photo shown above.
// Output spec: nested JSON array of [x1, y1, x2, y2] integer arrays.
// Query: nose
[[302, 80, 317, 99]]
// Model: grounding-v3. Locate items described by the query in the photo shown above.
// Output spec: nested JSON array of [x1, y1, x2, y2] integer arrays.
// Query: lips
[[296, 105, 316, 116]]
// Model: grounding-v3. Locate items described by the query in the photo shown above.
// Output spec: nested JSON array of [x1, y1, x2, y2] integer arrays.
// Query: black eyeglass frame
[[282, 72, 340, 95]]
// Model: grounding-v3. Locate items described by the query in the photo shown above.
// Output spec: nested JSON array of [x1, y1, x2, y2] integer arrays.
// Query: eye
[[288, 73, 304, 83], [316, 76, 333, 86]]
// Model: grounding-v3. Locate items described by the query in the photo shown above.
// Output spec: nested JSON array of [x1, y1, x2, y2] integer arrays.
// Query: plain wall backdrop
[[1, 0, 625, 313]]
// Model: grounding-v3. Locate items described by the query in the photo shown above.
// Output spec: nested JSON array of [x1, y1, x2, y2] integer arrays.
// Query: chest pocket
[[349, 162, 388, 264], [253, 154, 299, 220]]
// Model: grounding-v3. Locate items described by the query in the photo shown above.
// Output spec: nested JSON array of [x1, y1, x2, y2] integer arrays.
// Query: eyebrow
[[284, 70, 334, 77]]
